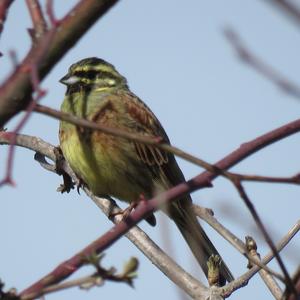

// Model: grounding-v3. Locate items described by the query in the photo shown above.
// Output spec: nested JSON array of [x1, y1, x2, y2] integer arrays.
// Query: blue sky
[[0, 1, 299, 300]]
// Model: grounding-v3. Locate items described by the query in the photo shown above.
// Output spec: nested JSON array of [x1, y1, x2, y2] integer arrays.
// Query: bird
[[59, 57, 233, 285]]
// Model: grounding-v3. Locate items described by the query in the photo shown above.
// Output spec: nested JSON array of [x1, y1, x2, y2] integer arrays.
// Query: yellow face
[[60, 57, 128, 92]]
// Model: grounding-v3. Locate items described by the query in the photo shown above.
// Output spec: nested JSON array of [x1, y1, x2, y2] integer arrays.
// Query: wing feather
[[123, 91, 185, 187]]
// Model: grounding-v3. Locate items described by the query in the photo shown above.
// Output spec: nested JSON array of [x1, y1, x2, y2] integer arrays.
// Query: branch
[[232, 180, 295, 293], [0, 0, 120, 127], [245, 236, 283, 300], [224, 27, 300, 100], [222, 220, 300, 297], [34, 104, 300, 187], [22, 255, 140, 299], [0, 30, 51, 187], [0, 0, 14, 41], [85, 191, 208, 300], [263, 0, 300, 27], [194, 205, 284, 281], [26, 0, 47, 41], [285, 266, 300, 300]]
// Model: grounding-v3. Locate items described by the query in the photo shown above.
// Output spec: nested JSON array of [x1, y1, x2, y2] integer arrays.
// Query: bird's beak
[[59, 74, 80, 85]]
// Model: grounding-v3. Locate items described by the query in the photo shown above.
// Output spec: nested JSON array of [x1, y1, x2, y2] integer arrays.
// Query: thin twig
[[285, 266, 300, 300], [45, 0, 58, 26], [0, 27, 54, 187], [245, 236, 283, 300], [26, 0, 47, 40], [22, 255, 139, 300], [193, 205, 284, 282], [0, 0, 120, 127], [263, 0, 300, 27], [233, 180, 296, 295], [34, 104, 300, 187], [222, 220, 300, 297], [0, 0, 14, 40], [224, 27, 300, 100], [21, 274, 103, 300]]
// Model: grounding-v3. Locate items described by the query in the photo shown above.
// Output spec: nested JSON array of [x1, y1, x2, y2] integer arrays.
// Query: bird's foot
[[109, 194, 156, 226], [76, 177, 86, 194], [109, 201, 138, 221]]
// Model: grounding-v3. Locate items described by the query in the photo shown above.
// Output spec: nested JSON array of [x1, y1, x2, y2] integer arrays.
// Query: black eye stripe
[[73, 70, 118, 82], [74, 70, 98, 80]]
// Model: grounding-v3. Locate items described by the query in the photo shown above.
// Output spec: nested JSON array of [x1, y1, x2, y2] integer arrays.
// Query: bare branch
[[224, 27, 300, 100], [194, 205, 284, 282], [285, 266, 300, 300], [22, 274, 104, 299], [45, 0, 57, 26], [222, 220, 300, 297], [245, 236, 283, 300], [0, 0, 14, 41], [22, 255, 140, 299], [234, 172, 300, 184], [0, 0, 120, 127], [263, 0, 300, 27], [232, 180, 295, 294], [34, 104, 300, 187], [87, 193, 208, 300], [26, 0, 47, 40], [0, 29, 52, 186]]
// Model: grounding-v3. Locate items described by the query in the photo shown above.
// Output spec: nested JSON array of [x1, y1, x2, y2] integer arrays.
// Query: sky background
[[0, 1, 299, 300]]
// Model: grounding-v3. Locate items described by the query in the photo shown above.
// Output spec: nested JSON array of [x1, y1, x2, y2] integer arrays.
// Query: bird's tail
[[169, 198, 234, 286]]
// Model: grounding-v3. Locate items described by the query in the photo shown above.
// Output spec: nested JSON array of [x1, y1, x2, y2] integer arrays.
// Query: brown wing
[[122, 90, 187, 188]]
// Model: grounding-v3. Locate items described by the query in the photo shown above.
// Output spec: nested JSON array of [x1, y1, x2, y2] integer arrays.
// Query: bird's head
[[60, 57, 128, 93]]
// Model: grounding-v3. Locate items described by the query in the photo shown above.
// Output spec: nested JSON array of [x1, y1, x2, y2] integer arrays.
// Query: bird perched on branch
[[59, 57, 233, 285]]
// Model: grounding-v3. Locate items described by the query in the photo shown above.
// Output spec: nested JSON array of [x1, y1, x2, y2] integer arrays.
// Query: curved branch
[[194, 205, 284, 281], [222, 221, 300, 297], [224, 28, 300, 100], [26, 0, 47, 40], [0, 0, 14, 40], [0, 0, 120, 127], [34, 104, 300, 186], [264, 0, 300, 27]]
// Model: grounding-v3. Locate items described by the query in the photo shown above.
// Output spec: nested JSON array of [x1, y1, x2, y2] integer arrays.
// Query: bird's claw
[[109, 201, 138, 221]]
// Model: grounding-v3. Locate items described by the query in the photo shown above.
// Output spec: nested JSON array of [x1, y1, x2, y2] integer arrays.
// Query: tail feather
[[169, 198, 234, 285]]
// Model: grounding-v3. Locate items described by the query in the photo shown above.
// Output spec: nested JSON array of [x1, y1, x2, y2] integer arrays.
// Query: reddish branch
[[224, 28, 300, 100], [34, 104, 300, 187], [0, 0, 14, 39], [264, 0, 300, 26], [0, 7, 55, 186], [26, 0, 47, 40], [233, 181, 295, 294], [223, 221, 300, 298], [17, 116, 300, 299], [0, 0, 120, 127]]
